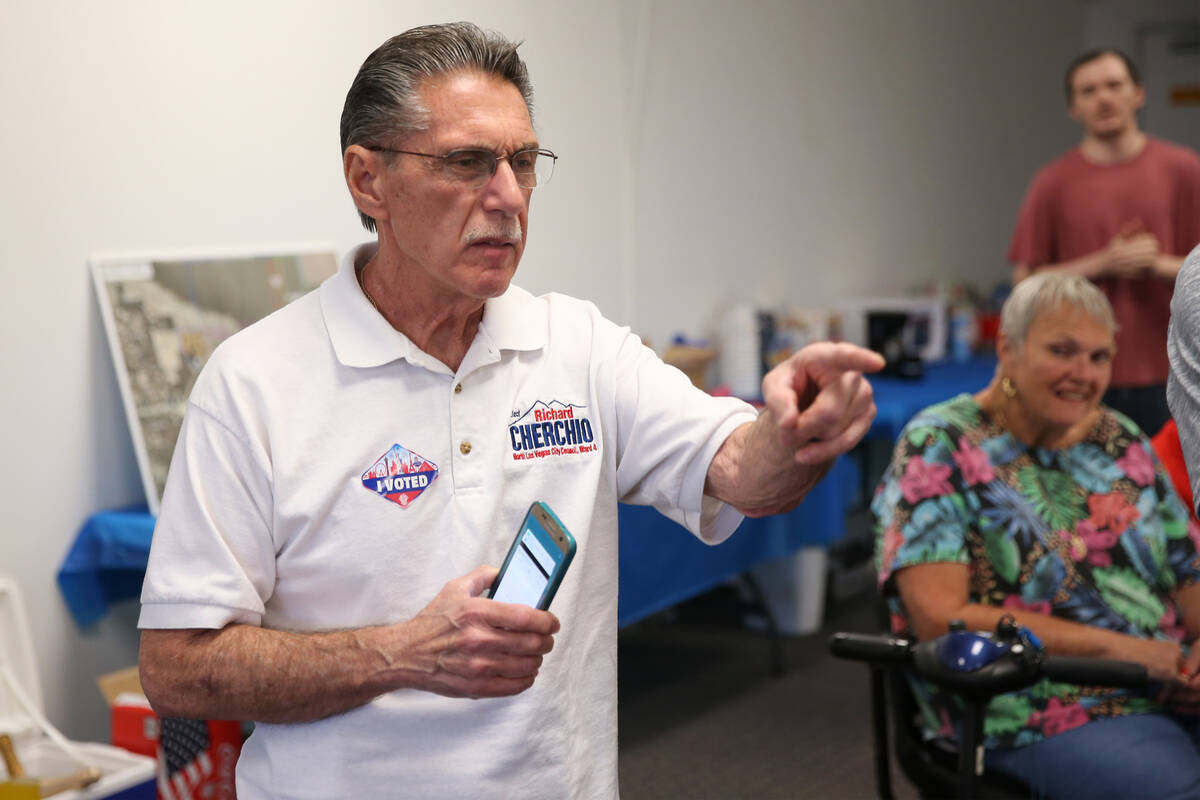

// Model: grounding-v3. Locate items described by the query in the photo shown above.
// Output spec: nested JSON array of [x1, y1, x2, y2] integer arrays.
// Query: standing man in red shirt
[[1008, 49, 1200, 436]]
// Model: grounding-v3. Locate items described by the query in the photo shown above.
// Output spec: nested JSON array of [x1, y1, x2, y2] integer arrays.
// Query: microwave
[[838, 296, 946, 366]]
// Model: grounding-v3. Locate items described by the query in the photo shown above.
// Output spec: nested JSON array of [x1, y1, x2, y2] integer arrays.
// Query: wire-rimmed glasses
[[365, 146, 557, 189]]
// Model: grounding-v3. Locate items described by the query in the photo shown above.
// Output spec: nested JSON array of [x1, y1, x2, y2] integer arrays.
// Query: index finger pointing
[[796, 342, 885, 376]]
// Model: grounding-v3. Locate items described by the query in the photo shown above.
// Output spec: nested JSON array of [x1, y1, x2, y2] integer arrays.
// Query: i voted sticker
[[361, 444, 439, 509]]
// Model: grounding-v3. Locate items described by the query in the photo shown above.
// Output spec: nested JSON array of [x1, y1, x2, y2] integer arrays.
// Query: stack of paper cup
[[719, 303, 762, 400]]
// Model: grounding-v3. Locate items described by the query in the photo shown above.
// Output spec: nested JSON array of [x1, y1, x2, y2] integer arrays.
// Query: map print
[[93, 250, 337, 512]]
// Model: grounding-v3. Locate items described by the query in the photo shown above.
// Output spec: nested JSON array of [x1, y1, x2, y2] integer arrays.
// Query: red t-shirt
[[1008, 138, 1200, 387]]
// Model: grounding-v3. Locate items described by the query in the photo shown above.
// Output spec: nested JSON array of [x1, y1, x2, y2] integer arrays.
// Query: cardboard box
[[95, 669, 157, 760]]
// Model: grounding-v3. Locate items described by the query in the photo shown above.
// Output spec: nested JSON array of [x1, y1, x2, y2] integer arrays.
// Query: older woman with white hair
[[874, 271, 1200, 798]]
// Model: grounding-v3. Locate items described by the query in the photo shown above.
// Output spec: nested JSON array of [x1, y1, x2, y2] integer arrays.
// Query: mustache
[[463, 220, 523, 244]]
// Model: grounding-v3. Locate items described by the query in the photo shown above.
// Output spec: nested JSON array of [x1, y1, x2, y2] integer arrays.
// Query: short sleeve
[[599, 317, 757, 543], [138, 391, 277, 630], [873, 411, 973, 586], [1007, 166, 1056, 268]]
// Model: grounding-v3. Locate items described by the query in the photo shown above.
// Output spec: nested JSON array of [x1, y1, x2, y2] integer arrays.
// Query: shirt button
[[454, 383, 463, 394], [460, 441, 472, 455]]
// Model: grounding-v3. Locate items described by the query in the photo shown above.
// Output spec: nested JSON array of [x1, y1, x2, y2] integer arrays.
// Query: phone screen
[[491, 511, 562, 607]]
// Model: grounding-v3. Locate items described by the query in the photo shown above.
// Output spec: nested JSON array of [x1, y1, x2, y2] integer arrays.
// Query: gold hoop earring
[[1001, 376, 1017, 399]]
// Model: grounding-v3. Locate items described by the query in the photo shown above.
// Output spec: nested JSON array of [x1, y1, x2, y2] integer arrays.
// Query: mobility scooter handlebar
[[829, 615, 1149, 798]]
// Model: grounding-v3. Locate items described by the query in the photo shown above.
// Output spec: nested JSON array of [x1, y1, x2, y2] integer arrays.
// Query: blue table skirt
[[616, 455, 855, 626], [58, 457, 858, 629]]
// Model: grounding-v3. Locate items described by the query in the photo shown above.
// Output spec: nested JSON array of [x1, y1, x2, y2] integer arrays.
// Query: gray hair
[[1000, 272, 1118, 348], [340, 22, 535, 232]]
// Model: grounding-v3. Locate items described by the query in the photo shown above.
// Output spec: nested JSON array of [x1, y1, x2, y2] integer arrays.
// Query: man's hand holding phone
[[393, 503, 574, 700], [401, 565, 559, 699]]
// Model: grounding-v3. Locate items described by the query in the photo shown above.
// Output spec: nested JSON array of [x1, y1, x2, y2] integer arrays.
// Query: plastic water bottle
[[949, 306, 975, 363]]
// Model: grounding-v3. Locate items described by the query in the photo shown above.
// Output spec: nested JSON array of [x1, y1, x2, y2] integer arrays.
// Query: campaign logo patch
[[362, 444, 439, 509], [508, 399, 598, 462]]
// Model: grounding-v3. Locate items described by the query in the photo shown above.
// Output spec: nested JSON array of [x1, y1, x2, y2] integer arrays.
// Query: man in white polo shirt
[[137, 22, 883, 799]]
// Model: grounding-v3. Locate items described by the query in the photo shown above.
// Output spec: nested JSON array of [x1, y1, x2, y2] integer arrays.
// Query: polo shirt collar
[[478, 283, 548, 353], [320, 241, 548, 370]]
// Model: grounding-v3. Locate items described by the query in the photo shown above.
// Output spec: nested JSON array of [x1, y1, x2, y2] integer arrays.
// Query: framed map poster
[[92, 247, 339, 513]]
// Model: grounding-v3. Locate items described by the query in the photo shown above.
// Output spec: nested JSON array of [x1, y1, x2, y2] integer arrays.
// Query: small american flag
[[157, 718, 214, 800]]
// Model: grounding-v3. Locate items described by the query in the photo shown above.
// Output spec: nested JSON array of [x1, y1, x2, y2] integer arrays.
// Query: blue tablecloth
[[58, 457, 858, 629], [57, 506, 155, 626], [867, 356, 997, 441]]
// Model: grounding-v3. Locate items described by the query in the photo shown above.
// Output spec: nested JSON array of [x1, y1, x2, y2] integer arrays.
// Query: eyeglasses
[[365, 146, 557, 189]]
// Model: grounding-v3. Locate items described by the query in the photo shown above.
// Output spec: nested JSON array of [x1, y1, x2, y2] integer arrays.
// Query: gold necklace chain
[[356, 263, 381, 313]]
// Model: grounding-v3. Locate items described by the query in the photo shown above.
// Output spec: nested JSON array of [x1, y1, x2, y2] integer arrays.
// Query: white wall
[[1, 0, 1094, 742], [1085, 0, 1200, 53], [0, 0, 628, 744], [626, 0, 1090, 350]]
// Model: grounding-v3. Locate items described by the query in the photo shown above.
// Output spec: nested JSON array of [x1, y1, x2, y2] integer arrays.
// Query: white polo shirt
[[139, 242, 757, 799]]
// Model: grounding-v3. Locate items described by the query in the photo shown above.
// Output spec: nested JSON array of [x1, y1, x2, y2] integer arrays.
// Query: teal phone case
[[490, 500, 576, 609]]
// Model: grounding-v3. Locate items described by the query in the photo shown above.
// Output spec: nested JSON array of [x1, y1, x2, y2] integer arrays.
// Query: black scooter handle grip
[[1041, 655, 1148, 688], [828, 632, 912, 664]]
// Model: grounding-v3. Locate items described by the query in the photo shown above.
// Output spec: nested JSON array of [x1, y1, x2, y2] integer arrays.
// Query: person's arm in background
[[1152, 253, 1186, 280], [1168, 246, 1200, 517], [1013, 225, 1167, 284], [895, 564, 1188, 684], [1174, 582, 1200, 711], [876, 397, 1198, 694], [1177, 582, 1200, 665], [704, 342, 884, 517]]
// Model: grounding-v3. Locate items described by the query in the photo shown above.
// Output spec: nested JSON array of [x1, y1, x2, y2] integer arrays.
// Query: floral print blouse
[[873, 394, 1200, 749]]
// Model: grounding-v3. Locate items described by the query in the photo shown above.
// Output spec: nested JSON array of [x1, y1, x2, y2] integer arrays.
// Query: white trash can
[[750, 546, 829, 636]]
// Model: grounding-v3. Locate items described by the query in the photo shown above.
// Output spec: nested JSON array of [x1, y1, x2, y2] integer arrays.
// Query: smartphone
[[487, 501, 576, 610]]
